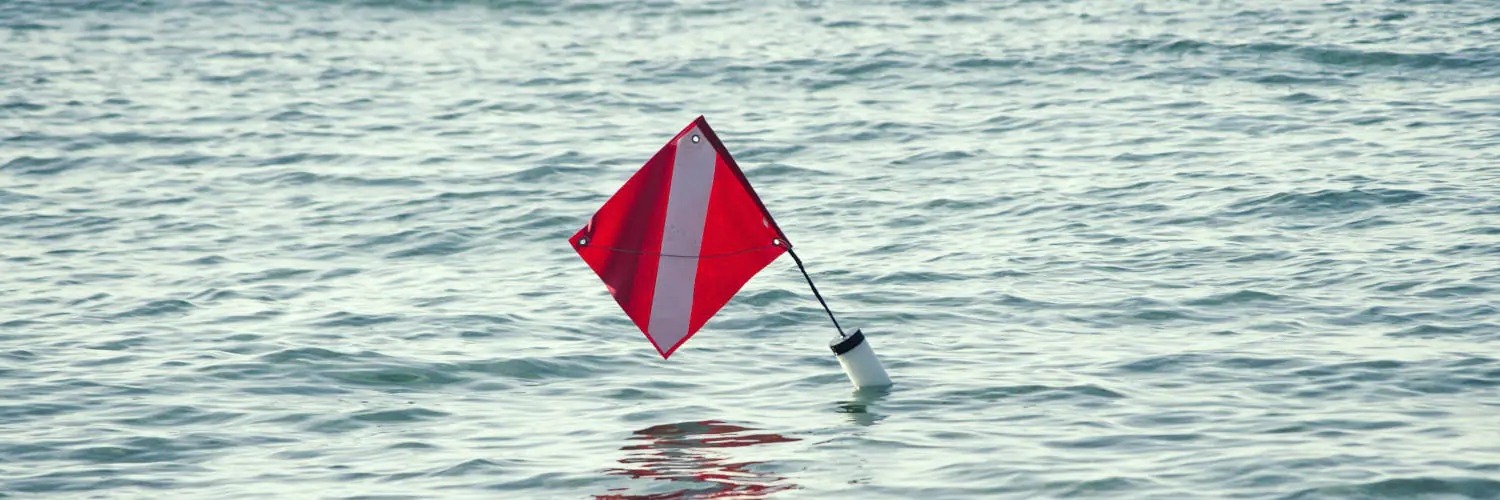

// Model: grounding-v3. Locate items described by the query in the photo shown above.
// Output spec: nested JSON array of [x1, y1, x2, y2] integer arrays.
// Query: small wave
[[1301, 45, 1495, 71], [502, 164, 600, 182], [1112, 152, 1207, 163], [948, 384, 1126, 403], [4, 21, 57, 31], [807, 120, 933, 144], [237, 268, 314, 284], [114, 299, 195, 319], [2, 100, 46, 111], [517, 76, 588, 87], [207, 49, 275, 59], [1228, 251, 1294, 263], [241, 170, 423, 187], [1183, 290, 1288, 307], [198, 69, 277, 84], [891, 149, 976, 166], [115, 196, 192, 208], [736, 288, 800, 307], [0, 402, 80, 420], [1084, 181, 1172, 198], [349, 229, 423, 249], [1340, 215, 1400, 229], [828, 59, 914, 78], [991, 293, 1049, 309], [1215, 356, 1301, 370], [1326, 305, 1438, 327], [1389, 323, 1492, 338], [187, 288, 239, 302], [1046, 432, 1204, 450], [99, 134, 211, 147], [66, 293, 111, 307], [254, 347, 374, 364], [1275, 92, 1336, 105], [314, 311, 401, 327], [116, 406, 243, 427], [509, 211, 576, 233], [1285, 477, 1500, 499], [252, 153, 344, 167], [1085, 296, 1204, 324], [1254, 75, 1346, 87], [429, 189, 521, 201], [429, 458, 512, 477], [1293, 359, 1404, 380], [385, 240, 471, 258], [1415, 285, 1492, 298], [743, 163, 828, 178], [0, 188, 41, 205], [2, 156, 85, 175], [979, 114, 1034, 133], [1117, 36, 1497, 72], [316, 67, 385, 81], [139, 153, 219, 167], [317, 268, 361, 281], [734, 143, 807, 161], [1460, 226, 1500, 235], [911, 197, 998, 210], [1222, 188, 1426, 218], [268, 110, 324, 122], [950, 57, 1030, 70], [870, 271, 969, 284], [458, 355, 607, 381], [350, 407, 449, 423], [323, 365, 466, 388], [1111, 353, 1210, 374]]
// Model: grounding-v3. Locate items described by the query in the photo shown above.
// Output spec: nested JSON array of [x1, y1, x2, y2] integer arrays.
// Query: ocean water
[[4, 0, 1500, 498]]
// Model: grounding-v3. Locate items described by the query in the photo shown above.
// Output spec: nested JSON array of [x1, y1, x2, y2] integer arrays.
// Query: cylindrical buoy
[[829, 329, 892, 389]]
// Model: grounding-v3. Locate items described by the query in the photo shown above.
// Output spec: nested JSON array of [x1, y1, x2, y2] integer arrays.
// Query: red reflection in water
[[595, 420, 800, 499]]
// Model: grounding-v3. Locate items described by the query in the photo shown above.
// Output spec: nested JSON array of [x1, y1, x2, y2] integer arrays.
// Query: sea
[[3, 0, 1499, 498]]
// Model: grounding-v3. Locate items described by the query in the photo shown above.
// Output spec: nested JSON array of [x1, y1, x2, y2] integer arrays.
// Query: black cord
[[787, 247, 846, 338], [577, 243, 778, 259]]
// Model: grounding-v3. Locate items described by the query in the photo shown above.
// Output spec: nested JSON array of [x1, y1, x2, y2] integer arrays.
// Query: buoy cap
[[829, 329, 866, 356]]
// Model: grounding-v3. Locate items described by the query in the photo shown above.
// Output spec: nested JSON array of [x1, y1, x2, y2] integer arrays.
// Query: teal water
[[4, 0, 1499, 498]]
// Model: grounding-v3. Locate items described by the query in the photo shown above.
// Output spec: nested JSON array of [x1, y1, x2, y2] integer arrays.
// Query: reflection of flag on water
[[596, 420, 800, 499], [571, 117, 791, 359]]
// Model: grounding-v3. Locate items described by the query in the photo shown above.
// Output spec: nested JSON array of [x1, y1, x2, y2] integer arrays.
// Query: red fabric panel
[[686, 153, 787, 337], [570, 143, 676, 337]]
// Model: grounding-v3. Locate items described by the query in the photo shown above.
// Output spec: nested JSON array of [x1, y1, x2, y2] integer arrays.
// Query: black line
[[787, 247, 846, 338], [577, 243, 778, 259]]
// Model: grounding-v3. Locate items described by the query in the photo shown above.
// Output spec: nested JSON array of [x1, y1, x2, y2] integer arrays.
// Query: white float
[[830, 329, 892, 389]]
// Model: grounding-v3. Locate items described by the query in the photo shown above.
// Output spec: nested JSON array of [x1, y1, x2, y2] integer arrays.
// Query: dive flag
[[570, 117, 790, 359]]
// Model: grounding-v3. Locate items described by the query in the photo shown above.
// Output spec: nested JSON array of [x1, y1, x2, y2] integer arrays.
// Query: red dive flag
[[570, 116, 791, 359]]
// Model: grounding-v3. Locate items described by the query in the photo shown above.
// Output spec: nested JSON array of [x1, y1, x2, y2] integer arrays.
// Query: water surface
[[3, 0, 1499, 498]]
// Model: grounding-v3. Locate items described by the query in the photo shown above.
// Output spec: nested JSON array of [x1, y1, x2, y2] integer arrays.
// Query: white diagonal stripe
[[647, 128, 715, 352]]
